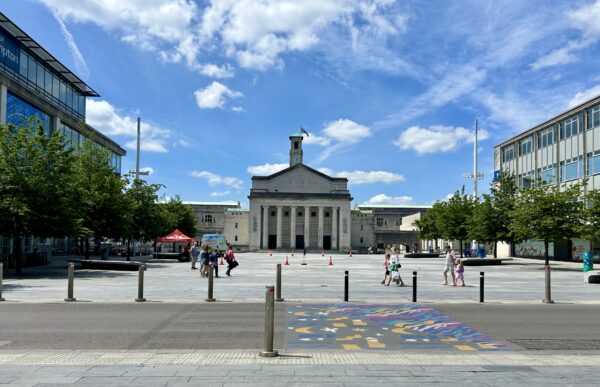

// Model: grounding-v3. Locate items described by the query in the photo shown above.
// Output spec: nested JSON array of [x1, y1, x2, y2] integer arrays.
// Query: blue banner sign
[[493, 170, 501, 182], [0, 28, 20, 73]]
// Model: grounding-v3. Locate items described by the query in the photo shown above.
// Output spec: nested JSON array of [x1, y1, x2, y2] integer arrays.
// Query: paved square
[[285, 303, 510, 351]]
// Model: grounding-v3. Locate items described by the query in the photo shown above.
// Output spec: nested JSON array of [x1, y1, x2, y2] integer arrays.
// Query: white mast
[[474, 118, 478, 198]]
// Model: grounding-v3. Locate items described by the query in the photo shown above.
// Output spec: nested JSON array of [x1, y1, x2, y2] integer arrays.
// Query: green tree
[[438, 188, 476, 257], [468, 195, 497, 254], [159, 196, 197, 237], [0, 121, 79, 273], [73, 140, 129, 259], [579, 189, 600, 251], [510, 181, 584, 265], [414, 202, 444, 250]]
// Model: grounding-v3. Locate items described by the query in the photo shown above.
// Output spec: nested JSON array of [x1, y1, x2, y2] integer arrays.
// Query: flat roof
[[0, 12, 99, 97], [495, 93, 600, 149], [356, 204, 431, 209], [183, 201, 240, 207]]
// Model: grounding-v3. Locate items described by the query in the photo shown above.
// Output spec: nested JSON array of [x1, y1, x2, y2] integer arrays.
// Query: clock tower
[[289, 133, 303, 166]]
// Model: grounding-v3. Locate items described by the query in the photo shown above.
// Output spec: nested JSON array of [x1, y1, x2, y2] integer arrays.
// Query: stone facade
[[223, 208, 250, 248], [185, 202, 241, 240]]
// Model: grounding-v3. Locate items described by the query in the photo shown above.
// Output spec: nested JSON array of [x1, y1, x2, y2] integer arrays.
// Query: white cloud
[[86, 99, 170, 153], [569, 0, 600, 37], [52, 12, 89, 79], [364, 194, 414, 206], [194, 81, 243, 109], [198, 63, 234, 78], [140, 167, 154, 176], [479, 91, 556, 133], [319, 168, 404, 185], [568, 84, 600, 108], [322, 119, 372, 144], [246, 163, 288, 176], [531, 38, 592, 70], [303, 134, 331, 146], [190, 171, 243, 189], [393, 125, 489, 155], [231, 106, 245, 113], [210, 190, 231, 197]]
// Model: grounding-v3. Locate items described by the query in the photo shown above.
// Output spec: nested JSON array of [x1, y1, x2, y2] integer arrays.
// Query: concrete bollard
[[205, 264, 215, 302], [135, 263, 146, 302], [479, 271, 484, 303], [543, 265, 554, 304], [65, 263, 76, 302], [412, 271, 417, 303], [344, 270, 349, 302], [275, 263, 283, 302], [0, 262, 5, 301], [258, 285, 278, 357]]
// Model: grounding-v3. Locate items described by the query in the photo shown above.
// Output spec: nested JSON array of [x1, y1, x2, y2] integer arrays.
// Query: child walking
[[455, 259, 465, 287], [381, 254, 390, 284]]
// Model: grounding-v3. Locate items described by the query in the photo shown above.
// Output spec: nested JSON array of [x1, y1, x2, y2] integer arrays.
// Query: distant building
[[494, 93, 600, 260]]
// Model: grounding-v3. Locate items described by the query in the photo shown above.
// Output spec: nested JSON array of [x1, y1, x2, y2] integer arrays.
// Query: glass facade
[[560, 156, 583, 182], [57, 123, 122, 173], [502, 146, 514, 162], [559, 114, 582, 140], [587, 105, 600, 130], [6, 91, 51, 135], [537, 126, 555, 148], [587, 151, 600, 176], [539, 164, 557, 184], [520, 136, 532, 155]]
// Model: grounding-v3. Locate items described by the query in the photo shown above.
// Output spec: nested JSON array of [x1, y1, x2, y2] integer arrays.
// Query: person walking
[[393, 249, 405, 287], [224, 245, 238, 276], [443, 245, 456, 286], [209, 249, 220, 278], [381, 253, 390, 284], [190, 241, 199, 270], [455, 259, 465, 286], [200, 245, 210, 278]]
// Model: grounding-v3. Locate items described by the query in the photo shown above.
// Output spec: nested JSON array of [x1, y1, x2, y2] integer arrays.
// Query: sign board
[[0, 28, 20, 73]]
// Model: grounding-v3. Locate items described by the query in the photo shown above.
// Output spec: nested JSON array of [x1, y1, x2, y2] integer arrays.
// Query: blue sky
[[4, 0, 600, 207]]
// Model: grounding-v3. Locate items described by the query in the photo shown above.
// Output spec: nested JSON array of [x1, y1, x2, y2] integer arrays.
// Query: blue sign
[[0, 29, 20, 73], [493, 170, 501, 182]]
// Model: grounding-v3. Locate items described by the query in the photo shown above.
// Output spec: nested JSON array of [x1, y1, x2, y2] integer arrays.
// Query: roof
[[289, 133, 303, 138], [495, 93, 600, 149], [251, 163, 348, 182], [0, 12, 99, 97], [357, 204, 432, 209], [183, 201, 240, 207]]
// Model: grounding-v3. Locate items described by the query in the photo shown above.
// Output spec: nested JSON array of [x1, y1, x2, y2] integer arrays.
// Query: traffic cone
[[328, 256, 333, 266], [269, 250, 272, 256], [284, 256, 289, 265], [219, 257, 224, 265], [291, 250, 295, 256], [349, 250, 353, 257], [321, 251, 324, 256]]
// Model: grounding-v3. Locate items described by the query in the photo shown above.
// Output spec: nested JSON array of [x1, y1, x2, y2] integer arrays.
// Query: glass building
[[494, 93, 600, 261], [0, 12, 126, 259]]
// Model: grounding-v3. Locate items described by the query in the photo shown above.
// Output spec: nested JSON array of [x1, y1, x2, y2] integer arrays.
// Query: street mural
[[285, 303, 509, 351]]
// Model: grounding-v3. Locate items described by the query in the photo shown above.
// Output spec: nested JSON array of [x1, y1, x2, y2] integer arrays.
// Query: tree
[[510, 181, 584, 265], [414, 202, 444, 249], [0, 121, 79, 273], [159, 196, 197, 237], [468, 195, 497, 254], [579, 189, 600, 252], [73, 140, 129, 259], [438, 188, 476, 257]]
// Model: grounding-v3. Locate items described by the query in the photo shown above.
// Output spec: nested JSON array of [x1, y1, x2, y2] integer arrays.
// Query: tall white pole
[[474, 118, 478, 198], [136, 117, 141, 181]]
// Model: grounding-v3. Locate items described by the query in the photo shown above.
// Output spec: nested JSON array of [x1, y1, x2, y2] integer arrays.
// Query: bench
[[461, 258, 513, 266], [585, 270, 600, 283], [69, 260, 144, 271]]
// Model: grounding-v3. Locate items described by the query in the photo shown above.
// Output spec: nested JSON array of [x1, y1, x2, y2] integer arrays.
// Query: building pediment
[[250, 164, 350, 196]]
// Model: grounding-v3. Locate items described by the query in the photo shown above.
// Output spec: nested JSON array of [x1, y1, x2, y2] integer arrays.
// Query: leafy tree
[[414, 202, 444, 249], [510, 181, 584, 265], [159, 195, 197, 237], [73, 140, 129, 259], [438, 187, 476, 257], [0, 121, 79, 274], [468, 195, 497, 254], [579, 189, 600, 250]]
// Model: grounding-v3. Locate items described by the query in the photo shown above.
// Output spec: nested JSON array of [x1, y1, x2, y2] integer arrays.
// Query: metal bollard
[[412, 271, 417, 302], [135, 263, 146, 302], [479, 272, 484, 303], [0, 262, 5, 301], [205, 264, 215, 302], [259, 285, 278, 357], [543, 265, 554, 304], [344, 270, 349, 302], [275, 263, 283, 302], [64, 263, 76, 302]]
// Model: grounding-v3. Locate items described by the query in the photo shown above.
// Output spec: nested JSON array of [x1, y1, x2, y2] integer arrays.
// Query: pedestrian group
[[190, 241, 238, 278]]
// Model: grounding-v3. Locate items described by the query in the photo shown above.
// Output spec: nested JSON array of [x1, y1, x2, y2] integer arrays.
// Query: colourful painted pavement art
[[285, 304, 510, 352]]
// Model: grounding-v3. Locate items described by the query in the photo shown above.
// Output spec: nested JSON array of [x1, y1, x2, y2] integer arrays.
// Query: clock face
[[291, 154, 301, 164]]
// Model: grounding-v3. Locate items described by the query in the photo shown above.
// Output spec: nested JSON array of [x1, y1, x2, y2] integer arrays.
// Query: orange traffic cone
[[219, 257, 224, 265], [291, 250, 295, 256], [321, 251, 324, 256], [328, 256, 333, 266], [284, 256, 289, 265], [349, 250, 353, 257]]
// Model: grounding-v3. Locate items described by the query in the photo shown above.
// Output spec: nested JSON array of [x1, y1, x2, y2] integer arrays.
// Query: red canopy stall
[[155, 229, 196, 260]]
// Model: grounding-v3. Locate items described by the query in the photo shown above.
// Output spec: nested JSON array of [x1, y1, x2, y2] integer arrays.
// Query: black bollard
[[65, 263, 76, 302], [206, 264, 215, 302], [275, 263, 283, 302], [344, 270, 349, 302], [0, 262, 4, 301], [135, 263, 146, 302], [479, 271, 484, 303], [543, 265, 554, 304], [258, 285, 278, 357], [412, 271, 417, 302]]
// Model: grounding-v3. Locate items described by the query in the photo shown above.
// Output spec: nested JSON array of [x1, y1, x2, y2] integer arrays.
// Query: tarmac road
[[1, 303, 599, 351]]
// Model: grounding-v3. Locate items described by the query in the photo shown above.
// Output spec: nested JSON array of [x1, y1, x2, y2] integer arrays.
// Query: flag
[[301, 127, 309, 137]]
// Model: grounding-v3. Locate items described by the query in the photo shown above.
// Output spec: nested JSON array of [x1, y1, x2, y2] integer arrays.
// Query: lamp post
[[464, 118, 485, 256], [127, 117, 149, 258]]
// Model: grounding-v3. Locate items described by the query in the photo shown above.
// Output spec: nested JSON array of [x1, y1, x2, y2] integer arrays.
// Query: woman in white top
[[443, 245, 457, 286]]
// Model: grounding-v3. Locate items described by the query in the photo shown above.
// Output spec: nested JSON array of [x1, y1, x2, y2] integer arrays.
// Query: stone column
[[249, 202, 262, 250], [318, 206, 324, 249], [262, 206, 269, 249], [276, 206, 283, 249], [0, 83, 7, 124], [331, 206, 338, 250], [304, 206, 310, 248], [290, 206, 297, 249]]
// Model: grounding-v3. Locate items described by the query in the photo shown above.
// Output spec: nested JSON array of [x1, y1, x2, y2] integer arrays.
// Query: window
[[298, 212, 302, 217], [560, 157, 583, 182], [294, 141, 299, 149], [325, 212, 330, 217], [234, 222, 238, 229], [360, 225, 363, 231], [36, 63, 44, 88], [360, 237, 364, 244], [271, 211, 276, 216], [284, 211, 289, 216], [539, 164, 556, 184], [27, 56, 37, 84], [19, 51, 28, 77], [502, 146, 514, 162], [560, 115, 582, 139], [203, 214, 213, 223], [376, 218, 384, 226], [587, 106, 600, 130], [518, 171, 534, 189], [538, 126, 555, 148], [587, 151, 600, 176], [52, 75, 59, 99], [234, 236, 238, 242], [520, 137, 532, 155], [44, 69, 52, 94], [6, 91, 51, 136], [311, 211, 316, 217], [59, 81, 66, 104]]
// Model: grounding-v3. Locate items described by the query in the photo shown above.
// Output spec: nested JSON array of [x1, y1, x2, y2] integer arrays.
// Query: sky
[[4, 0, 600, 208]]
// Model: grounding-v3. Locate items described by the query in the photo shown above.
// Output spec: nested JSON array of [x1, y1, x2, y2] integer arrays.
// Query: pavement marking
[[285, 303, 510, 352]]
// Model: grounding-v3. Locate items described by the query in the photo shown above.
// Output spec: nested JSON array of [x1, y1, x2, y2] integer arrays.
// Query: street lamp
[[128, 117, 150, 179]]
